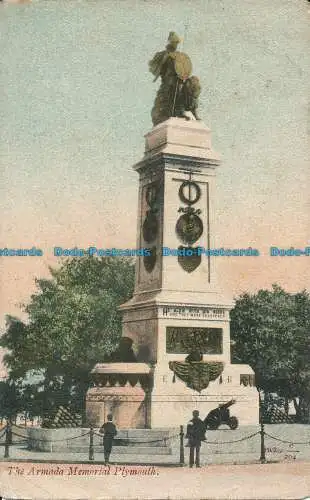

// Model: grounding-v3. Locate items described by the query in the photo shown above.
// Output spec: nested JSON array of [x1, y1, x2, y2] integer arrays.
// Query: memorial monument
[[86, 32, 259, 429]]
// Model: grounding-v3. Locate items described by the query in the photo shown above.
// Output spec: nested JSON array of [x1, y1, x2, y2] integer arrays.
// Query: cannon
[[204, 399, 239, 430]]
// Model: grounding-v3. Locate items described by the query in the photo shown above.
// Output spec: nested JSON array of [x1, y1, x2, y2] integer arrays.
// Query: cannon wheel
[[228, 416, 239, 430]]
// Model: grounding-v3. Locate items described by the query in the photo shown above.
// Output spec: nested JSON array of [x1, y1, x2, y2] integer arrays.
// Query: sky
[[0, 0, 309, 329]]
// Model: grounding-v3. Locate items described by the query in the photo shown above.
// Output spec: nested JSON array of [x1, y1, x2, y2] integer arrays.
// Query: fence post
[[89, 426, 94, 461], [258, 390, 266, 464], [260, 421, 266, 463], [4, 423, 12, 459], [179, 425, 185, 466]]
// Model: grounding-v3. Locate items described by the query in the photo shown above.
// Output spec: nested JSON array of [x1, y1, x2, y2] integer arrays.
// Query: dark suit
[[186, 417, 206, 467], [99, 421, 117, 463]]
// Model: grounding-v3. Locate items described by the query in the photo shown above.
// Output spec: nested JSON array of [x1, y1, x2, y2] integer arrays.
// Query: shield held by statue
[[173, 52, 192, 81]]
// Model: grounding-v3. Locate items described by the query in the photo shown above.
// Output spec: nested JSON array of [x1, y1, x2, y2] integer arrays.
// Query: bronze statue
[[108, 337, 137, 362], [185, 349, 203, 363], [149, 32, 201, 126]]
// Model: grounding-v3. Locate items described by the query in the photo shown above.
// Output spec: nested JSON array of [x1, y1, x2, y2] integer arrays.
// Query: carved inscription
[[161, 306, 226, 320]]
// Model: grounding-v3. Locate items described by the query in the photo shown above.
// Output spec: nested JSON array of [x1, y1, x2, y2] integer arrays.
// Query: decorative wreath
[[169, 361, 224, 393]]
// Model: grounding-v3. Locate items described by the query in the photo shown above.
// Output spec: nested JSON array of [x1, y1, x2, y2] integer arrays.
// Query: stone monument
[[86, 33, 259, 429]]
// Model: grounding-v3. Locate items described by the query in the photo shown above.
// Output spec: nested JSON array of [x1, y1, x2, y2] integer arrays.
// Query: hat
[[120, 336, 133, 346], [167, 32, 182, 45]]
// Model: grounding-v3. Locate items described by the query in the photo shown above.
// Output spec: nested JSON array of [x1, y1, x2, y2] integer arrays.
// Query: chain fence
[[202, 431, 260, 445], [264, 432, 310, 446], [0, 422, 309, 465]]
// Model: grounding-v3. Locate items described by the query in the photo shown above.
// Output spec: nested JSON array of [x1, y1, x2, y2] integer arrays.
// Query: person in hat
[[149, 32, 200, 125], [109, 336, 137, 362], [149, 31, 182, 83], [186, 410, 206, 467], [149, 32, 184, 125], [99, 414, 117, 464]]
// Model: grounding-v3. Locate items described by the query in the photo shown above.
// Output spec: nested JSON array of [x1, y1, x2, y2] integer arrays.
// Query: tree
[[0, 380, 23, 422], [230, 285, 310, 422], [1, 256, 135, 419]]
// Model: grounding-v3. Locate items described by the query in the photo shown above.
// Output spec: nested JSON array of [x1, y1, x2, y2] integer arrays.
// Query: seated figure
[[109, 337, 137, 362]]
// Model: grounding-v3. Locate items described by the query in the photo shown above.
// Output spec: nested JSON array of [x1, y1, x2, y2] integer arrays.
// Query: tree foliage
[[231, 285, 310, 421], [1, 256, 135, 417], [0, 380, 23, 421]]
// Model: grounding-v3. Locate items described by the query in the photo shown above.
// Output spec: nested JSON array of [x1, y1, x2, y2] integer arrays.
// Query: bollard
[[260, 421, 266, 464], [89, 426, 94, 461], [4, 423, 12, 459], [179, 425, 185, 466]]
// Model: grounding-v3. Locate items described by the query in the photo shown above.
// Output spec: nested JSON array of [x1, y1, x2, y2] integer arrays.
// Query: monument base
[[86, 364, 151, 428], [119, 296, 259, 428], [149, 363, 259, 428], [85, 362, 258, 429], [86, 384, 147, 429]]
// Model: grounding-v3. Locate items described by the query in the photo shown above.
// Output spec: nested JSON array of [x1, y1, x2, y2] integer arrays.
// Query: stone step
[[49, 437, 172, 447], [69, 446, 173, 455], [105, 455, 178, 464], [115, 430, 177, 439], [113, 438, 171, 447], [26, 428, 179, 453], [117, 428, 176, 434]]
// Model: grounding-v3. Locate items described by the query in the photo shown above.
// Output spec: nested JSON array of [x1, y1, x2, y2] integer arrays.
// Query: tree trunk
[[293, 397, 302, 422], [305, 400, 310, 424], [284, 397, 289, 418], [62, 375, 72, 407], [300, 397, 310, 423], [42, 368, 53, 424]]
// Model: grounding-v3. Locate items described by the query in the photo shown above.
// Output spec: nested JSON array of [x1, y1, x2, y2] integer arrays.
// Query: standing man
[[186, 410, 206, 468], [99, 414, 117, 464]]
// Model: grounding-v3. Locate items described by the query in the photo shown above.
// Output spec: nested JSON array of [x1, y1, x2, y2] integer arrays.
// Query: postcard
[[0, 0, 309, 499]]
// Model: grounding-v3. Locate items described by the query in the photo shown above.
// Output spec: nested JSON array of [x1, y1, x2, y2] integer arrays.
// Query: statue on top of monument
[[149, 31, 201, 126]]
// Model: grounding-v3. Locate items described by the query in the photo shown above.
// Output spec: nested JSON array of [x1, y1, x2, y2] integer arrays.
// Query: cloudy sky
[[1, 0, 309, 327]]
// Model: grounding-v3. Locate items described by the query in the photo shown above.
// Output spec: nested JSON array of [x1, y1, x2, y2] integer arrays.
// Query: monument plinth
[[86, 363, 151, 428], [119, 118, 259, 428]]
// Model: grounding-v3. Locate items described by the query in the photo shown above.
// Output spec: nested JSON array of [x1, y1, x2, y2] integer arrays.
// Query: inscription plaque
[[166, 327, 223, 354], [161, 306, 226, 320]]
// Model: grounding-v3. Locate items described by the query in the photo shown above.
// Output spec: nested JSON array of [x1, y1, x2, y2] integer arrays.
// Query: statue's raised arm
[[149, 32, 201, 126]]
